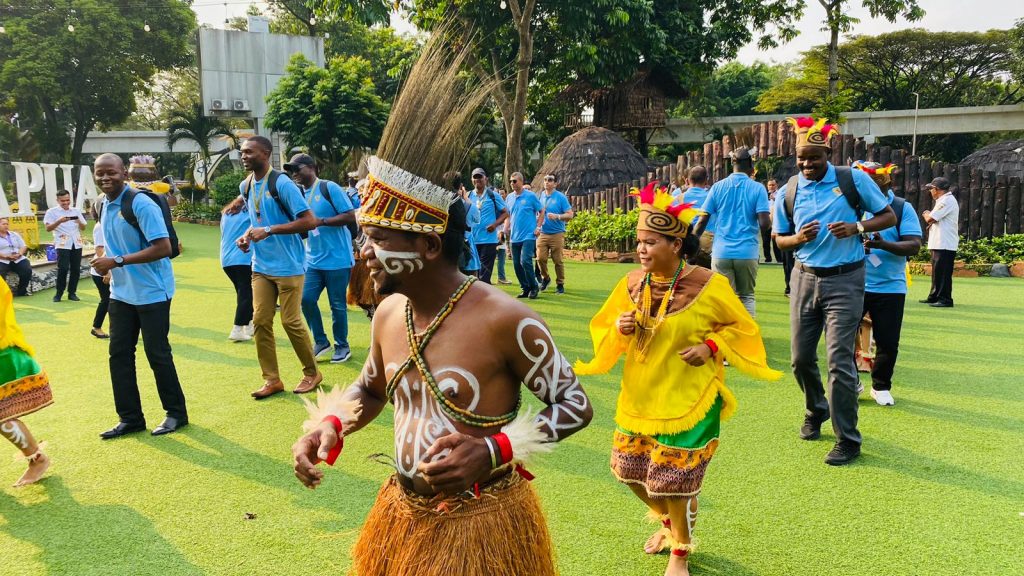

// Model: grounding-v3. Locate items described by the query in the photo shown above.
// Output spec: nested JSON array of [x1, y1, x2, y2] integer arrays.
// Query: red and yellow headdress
[[787, 116, 840, 149], [852, 160, 897, 187], [630, 182, 701, 238], [357, 156, 456, 234]]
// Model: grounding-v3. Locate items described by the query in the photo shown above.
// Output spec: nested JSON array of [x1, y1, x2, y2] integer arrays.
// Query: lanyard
[[252, 175, 269, 218]]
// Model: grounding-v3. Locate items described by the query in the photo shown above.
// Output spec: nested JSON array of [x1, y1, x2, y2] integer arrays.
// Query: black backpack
[[105, 188, 181, 259], [784, 166, 861, 231]]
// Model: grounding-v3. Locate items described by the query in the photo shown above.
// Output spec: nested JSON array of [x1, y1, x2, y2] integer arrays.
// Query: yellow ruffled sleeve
[[574, 275, 632, 375], [702, 274, 782, 383], [0, 281, 35, 356]]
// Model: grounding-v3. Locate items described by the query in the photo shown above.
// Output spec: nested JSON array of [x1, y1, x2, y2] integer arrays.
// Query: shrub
[[566, 204, 639, 253], [172, 200, 223, 222], [209, 169, 249, 207], [912, 234, 1024, 264]]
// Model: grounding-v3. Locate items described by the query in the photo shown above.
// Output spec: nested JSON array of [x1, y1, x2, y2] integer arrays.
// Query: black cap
[[925, 177, 950, 191], [284, 153, 316, 172], [471, 167, 487, 177]]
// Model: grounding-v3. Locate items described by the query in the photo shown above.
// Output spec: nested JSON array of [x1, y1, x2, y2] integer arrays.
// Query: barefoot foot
[[664, 554, 690, 576], [14, 452, 50, 487], [644, 528, 670, 554]]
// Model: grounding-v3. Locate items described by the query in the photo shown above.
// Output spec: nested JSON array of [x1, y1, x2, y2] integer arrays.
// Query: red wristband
[[704, 338, 719, 356], [492, 432, 513, 466], [321, 415, 344, 466]]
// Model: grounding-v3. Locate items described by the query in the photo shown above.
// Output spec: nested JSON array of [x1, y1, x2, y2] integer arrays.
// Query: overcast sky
[[192, 0, 1022, 65]]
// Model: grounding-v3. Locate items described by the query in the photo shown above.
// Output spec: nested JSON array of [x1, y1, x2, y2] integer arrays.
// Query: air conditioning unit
[[233, 99, 251, 112], [211, 99, 227, 111]]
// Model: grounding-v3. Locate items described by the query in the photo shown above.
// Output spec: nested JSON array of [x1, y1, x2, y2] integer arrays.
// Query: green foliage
[[209, 169, 249, 208], [566, 205, 640, 253], [0, 0, 196, 164], [674, 61, 785, 118], [166, 103, 239, 188], [171, 200, 223, 222], [265, 53, 388, 177], [912, 235, 1024, 264]]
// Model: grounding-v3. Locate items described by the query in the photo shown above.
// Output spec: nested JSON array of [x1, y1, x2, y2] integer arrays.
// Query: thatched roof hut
[[530, 127, 650, 196], [960, 140, 1024, 179]]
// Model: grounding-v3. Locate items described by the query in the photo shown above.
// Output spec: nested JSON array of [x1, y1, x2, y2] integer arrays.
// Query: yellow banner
[[8, 215, 39, 249]]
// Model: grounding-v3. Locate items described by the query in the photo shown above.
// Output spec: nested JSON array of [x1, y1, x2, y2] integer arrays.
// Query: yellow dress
[[0, 281, 52, 421], [576, 267, 780, 496]]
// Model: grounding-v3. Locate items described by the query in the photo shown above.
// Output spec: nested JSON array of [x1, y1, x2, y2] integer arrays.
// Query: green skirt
[[611, 396, 721, 497], [0, 347, 52, 421]]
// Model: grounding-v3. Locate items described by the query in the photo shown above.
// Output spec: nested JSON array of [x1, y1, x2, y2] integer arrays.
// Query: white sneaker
[[245, 322, 255, 338], [228, 326, 251, 342], [870, 389, 895, 406]]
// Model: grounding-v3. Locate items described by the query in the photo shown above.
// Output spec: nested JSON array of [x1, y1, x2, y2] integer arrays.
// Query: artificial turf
[[1, 222, 1021, 576]]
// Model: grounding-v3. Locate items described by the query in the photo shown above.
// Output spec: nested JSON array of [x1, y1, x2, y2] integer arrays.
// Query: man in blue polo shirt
[[90, 153, 188, 439], [285, 153, 356, 365], [851, 162, 922, 407], [773, 118, 895, 466], [695, 148, 770, 317], [682, 166, 714, 268], [537, 173, 573, 294], [236, 137, 320, 400], [507, 171, 544, 299], [468, 167, 508, 284]]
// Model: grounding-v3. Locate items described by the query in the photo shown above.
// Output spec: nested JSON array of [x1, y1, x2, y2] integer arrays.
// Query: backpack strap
[[890, 194, 905, 237], [835, 166, 862, 221], [120, 189, 142, 235], [265, 170, 295, 221], [783, 175, 799, 233]]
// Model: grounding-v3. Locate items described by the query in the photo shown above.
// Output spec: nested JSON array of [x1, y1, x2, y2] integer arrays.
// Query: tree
[[118, 67, 201, 131], [166, 103, 239, 190], [674, 62, 785, 118], [0, 0, 196, 166], [816, 0, 924, 97], [264, 54, 388, 177], [411, 0, 803, 181]]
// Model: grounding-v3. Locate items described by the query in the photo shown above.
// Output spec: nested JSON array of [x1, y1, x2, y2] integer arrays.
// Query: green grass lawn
[[2, 223, 1022, 576]]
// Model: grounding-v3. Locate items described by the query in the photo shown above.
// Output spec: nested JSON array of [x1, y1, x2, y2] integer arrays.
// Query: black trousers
[[223, 265, 254, 325], [779, 246, 794, 293], [761, 228, 774, 262], [55, 247, 82, 297], [861, 292, 906, 391], [0, 259, 32, 295], [108, 299, 187, 425], [928, 249, 955, 305], [476, 243, 498, 284], [92, 275, 110, 329]]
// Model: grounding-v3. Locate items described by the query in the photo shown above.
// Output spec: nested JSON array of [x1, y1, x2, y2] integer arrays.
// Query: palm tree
[[166, 103, 238, 194]]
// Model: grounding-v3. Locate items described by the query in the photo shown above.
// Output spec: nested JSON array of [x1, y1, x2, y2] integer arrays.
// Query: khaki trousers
[[252, 272, 317, 382], [536, 232, 566, 285]]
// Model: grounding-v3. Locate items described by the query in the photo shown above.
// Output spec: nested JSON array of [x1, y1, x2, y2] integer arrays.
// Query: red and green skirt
[[0, 347, 52, 421], [611, 395, 722, 498]]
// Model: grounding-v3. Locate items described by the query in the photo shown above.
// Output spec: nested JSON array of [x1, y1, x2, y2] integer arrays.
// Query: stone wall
[[3, 259, 93, 295]]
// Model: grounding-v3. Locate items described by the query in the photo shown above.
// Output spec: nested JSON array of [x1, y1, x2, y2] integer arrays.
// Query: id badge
[[867, 253, 882, 267], [309, 228, 321, 238]]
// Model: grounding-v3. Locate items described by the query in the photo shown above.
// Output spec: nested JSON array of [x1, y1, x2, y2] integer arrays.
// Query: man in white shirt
[[0, 217, 32, 296], [921, 177, 960, 308], [43, 189, 87, 302]]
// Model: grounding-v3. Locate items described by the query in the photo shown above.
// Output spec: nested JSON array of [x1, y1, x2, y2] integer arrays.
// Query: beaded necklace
[[384, 276, 522, 428], [633, 260, 687, 363]]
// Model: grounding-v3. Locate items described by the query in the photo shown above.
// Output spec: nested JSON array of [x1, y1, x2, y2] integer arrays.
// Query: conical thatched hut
[[960, 140, 1024, 179], [530, 127, 649, 196]]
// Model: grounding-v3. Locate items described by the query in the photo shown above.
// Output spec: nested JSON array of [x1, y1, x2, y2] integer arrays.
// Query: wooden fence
[[569, 120, 1024, 240]]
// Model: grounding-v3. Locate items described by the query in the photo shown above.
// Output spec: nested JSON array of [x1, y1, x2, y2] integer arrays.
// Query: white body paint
[[373, 249, 424, 275], [1, 421, 29, 450], [516, 318, 590, 439]]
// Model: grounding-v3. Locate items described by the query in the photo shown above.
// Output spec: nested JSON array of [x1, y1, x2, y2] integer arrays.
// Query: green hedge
[[172, 200, 223, 222], [210, 169, 249, 207], [566, 203, 639, 253], [911, 234, 1024, 264]]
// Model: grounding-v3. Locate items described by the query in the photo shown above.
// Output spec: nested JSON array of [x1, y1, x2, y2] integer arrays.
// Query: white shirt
[[43, 206, 86, 249], [1, 230, 28, 263], [90, 222, 105, 277], [927, 192, 960, 251]]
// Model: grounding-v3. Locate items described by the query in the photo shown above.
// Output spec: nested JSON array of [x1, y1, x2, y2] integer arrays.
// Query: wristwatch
[[263, 225, 273, 236], [114, 255, 125, 267], [856, 221, 865, 234]]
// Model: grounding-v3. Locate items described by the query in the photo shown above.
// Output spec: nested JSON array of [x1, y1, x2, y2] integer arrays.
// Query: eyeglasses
[[544, 177, 555, 182], [471, 175, 484, 180], [510, 179, 518, 183]]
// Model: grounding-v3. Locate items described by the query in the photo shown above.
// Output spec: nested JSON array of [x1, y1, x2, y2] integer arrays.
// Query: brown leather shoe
[[293, 372, 323, 394], [251, 380, 285, 400]]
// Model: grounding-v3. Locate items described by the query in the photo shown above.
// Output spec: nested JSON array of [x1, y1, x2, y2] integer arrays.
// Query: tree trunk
[[826, 2, 841, 98], [501, 0, 536, 185]]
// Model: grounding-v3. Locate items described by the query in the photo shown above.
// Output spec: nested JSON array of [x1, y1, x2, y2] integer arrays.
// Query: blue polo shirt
[[541, 190, 571, 235], [304, 179, 356, 271], [240, 172, 311, 277], [101, 187, 175, 305], [509, 189, 543, 243], [344, 186, 361, 208], [772, 164, 889, 268], [470, 187, 507, 245], [683, 186, 715, 232], [220, 207, 252, 268], [463, 194, 481, 271], [702, 173, 769, 259], [865, 191, 922, 294]]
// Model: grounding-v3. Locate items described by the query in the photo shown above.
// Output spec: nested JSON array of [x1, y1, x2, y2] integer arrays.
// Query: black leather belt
[[797, 259, 865, 278]]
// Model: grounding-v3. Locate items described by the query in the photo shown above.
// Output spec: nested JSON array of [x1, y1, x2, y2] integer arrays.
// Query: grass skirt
[[0, 347, 52, 421], [350, 474, 557, 576]]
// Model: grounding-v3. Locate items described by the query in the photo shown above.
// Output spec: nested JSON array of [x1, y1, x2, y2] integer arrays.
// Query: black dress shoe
[[540, 278, 551, 291], [52, 296, 62, 302], [68, 294, 80, 301], [516, 291, 529, 299], [929, 301, 953, 308], [152, 417, 188, 436], [918, 298, 935, 304], [825, 441, 861, 466], [100, 422, 146, 440], [799, 414, 827, 440], [528, 289, 539, 300]]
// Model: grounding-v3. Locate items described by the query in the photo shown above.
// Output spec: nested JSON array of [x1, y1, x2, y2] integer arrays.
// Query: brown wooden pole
[[969, 168, 983, 240], [905, 156, 920, 223], [854, 138, 867, 162], [993, 173, 1008, 237], [1008, 176, 1022, 235], [981, 171, 995, 239], [890, 150, 904, 198]]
